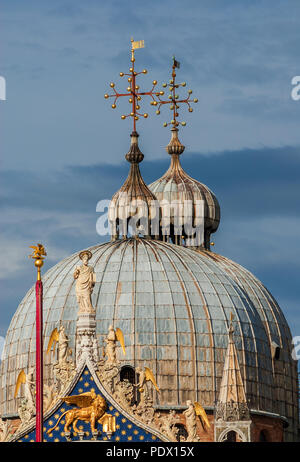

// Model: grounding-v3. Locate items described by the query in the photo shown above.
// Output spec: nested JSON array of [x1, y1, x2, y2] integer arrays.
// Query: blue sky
[[0, 0, 300, 352]]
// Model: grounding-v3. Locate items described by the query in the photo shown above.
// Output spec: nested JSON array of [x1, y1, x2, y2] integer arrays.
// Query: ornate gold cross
[[152, 56, 198, 128], [104, 38, 163, 132]]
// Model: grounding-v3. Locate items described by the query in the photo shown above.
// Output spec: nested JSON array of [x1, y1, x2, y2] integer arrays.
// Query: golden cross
[[104, 38, 163, 132], [152, 56, 198, 128]]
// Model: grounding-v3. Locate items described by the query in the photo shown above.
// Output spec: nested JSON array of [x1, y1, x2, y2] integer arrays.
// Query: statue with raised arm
[[73, 250, 96, 314]]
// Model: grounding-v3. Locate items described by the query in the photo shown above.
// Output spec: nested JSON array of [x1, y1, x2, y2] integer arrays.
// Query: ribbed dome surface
[[0, 238, 297, 436], [148, 159, 220, 231]]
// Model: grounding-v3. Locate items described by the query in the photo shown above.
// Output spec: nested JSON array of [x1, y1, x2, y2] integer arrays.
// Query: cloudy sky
[[0, 0, 300, 360]]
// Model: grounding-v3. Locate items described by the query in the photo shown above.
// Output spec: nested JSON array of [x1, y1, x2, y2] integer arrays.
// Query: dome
[[148, 128, 220, 250], [1, 238, 297, 437], [109, 131, 159, 240]]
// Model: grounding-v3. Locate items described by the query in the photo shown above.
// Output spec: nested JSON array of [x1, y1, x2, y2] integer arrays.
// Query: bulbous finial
[[125, 131, 144, 164], [166, 127, 185, 156]]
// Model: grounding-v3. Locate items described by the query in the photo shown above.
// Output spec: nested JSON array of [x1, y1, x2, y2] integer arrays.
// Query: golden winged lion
[[194, 401, 210, 430], [47, 391, 108, 434], [29, 244, 47, 260]]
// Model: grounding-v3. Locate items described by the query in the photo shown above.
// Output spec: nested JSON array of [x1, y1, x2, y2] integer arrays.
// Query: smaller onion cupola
[[148, 57, 220, 250], [104, 38, 161, 241], [109, 131, 159, 240]]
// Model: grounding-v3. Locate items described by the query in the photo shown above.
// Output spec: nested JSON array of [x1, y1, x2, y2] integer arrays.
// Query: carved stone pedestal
[[76, 312, 99, 369]]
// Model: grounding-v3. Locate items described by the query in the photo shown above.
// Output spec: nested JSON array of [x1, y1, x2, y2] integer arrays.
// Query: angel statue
[[14, 369, 35, 425], [47, 326, 75, 390], [104, 325, 125, 365], [73, 250, 96, 314], [135, 366, 160, 400], [14, 369, 35, 408], [47, 325, 69, 364], [183, 400, 209, 441], [47, 391, 115, 437], [194, 401, 211, 431]]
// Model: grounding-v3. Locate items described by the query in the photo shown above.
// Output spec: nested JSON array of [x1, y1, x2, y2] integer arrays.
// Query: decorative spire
[[28, 243, 47, 281], [108, 132, 159, 241], [152, 56, 198, 129], [215, 313, 250, 422], [148, 58, 220, 249], [166, 127, 185, 156], [125, 131, 144, 164], [105, 39, 160, 241], [104, 38, 162, 132]]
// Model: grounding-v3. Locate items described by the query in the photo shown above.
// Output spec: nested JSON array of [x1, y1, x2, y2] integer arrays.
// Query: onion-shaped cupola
[[148, 57, 220, 250], [149, 127, 220, 250], [109, 131, 159, 240], [104, 38, 163, 241]]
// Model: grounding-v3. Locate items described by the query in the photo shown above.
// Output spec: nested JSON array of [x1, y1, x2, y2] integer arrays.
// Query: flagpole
[[29, 244, 47, 443]]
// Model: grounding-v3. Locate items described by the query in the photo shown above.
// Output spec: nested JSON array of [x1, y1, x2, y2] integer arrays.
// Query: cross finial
[[104, 38, 161, 132], [151, 57, 198, 128]]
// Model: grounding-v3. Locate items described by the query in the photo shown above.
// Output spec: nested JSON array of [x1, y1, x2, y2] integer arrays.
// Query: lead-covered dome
[[1, 238, 297, 439]]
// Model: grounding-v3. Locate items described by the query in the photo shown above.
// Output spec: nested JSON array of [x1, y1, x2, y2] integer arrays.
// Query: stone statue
[[47, 325, 69, 365], [103, 325, 125, 365], [24, 369, 35, 411], [97, 327, 124, 395], [132, 367, 159, 425], [135, 366, 160, 401], [104, 325, 117, 364], [14, 368, 36, 429], [183, 400, 200, 442], [100, 362, 120, 393], [74, 250, 96, 314], [15, 369, 35, 411], [58, 325, 69, 364]]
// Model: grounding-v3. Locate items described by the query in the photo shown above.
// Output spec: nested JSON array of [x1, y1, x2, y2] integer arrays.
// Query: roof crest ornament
[[104, 38, 162, 133], [151, 56, 198, 130]]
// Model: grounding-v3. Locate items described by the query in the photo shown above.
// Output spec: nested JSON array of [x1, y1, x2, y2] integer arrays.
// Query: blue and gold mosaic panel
[[17, 367, 161, 443]]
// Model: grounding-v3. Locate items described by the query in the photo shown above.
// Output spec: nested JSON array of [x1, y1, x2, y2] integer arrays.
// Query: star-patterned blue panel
[[17, 367, 162, 442]]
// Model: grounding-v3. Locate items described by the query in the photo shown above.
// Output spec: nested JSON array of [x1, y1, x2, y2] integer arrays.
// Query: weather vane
[[151, 56, 198, 128], [104, 38, 164, 132]]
